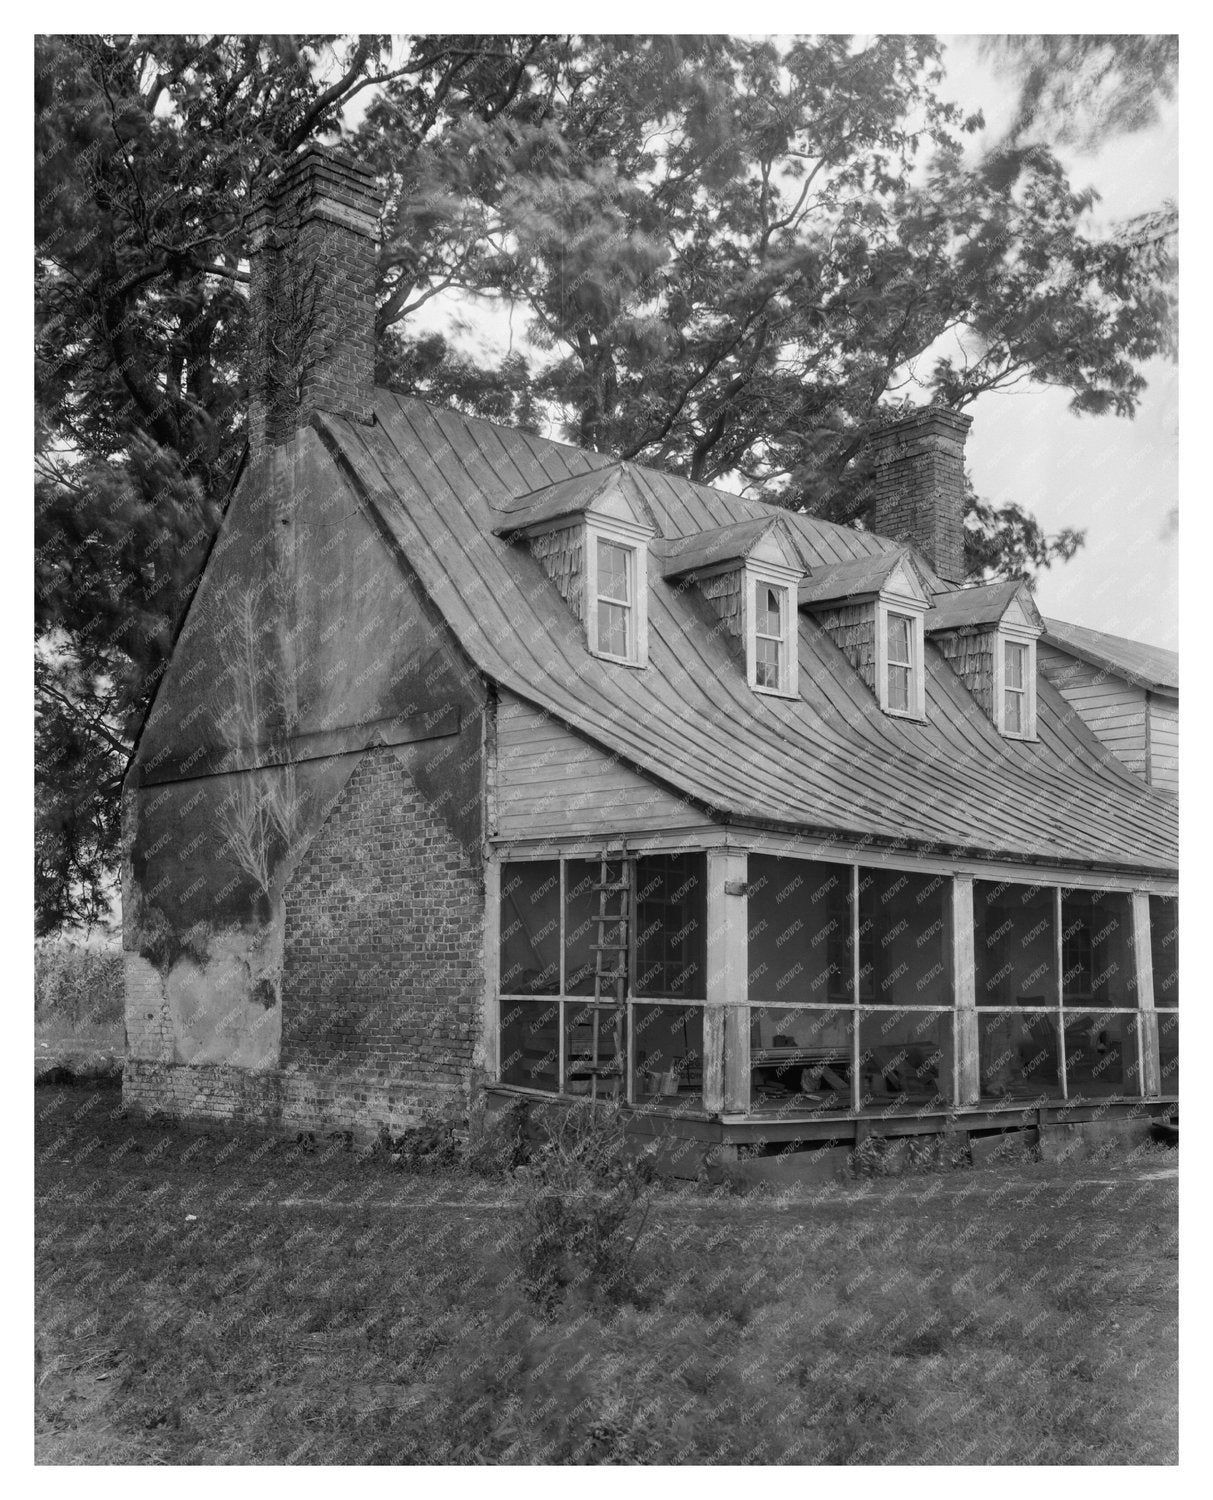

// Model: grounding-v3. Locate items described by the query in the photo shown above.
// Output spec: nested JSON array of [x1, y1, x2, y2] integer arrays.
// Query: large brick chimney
[[247, 146, 383, 455], [867, 407, 972, 585]]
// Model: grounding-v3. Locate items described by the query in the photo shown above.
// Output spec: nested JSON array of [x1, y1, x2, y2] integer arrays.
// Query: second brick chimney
[[867, 407, 972, 585], [247, 146, 383, 455]]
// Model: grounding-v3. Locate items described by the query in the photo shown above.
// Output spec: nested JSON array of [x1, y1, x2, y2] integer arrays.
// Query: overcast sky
[[385, 34, 1180, 652]]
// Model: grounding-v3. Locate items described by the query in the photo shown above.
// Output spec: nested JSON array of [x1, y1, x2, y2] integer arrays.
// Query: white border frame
[[585, 514, 652, 668], [876, 596, 927, 720], [744, 560, 802, 698], [993, 627, 1039, 740]]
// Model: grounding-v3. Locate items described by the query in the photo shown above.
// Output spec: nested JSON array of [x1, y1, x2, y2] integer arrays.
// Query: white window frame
[[994, 628, 1038, 739], [584, 515, 651, 668], [875, 597, 926, 720], [744, 561, 801, 698]]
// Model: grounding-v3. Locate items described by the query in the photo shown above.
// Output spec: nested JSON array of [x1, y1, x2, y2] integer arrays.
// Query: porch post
[[705, 847, 749, 1115], [479, 854, 502, 1082], [951, 875, 980, 1105], [1131, 891, 1161, 1096]]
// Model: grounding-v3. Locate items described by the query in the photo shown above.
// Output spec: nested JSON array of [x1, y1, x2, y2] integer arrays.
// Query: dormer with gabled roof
[[926, 580, 1044, 740], [493, 463, 658, 669], [798, 548, 933, 720], [660, 517, 804, 698]]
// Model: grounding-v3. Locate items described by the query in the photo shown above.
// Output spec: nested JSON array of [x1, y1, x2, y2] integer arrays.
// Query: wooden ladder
[[588, 841, 631, 1104]]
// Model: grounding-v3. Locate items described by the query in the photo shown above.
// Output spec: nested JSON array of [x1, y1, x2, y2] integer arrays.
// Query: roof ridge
[[373, 387, 894, 550]]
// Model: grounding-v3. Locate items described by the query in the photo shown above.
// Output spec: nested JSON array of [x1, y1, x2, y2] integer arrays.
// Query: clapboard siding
[[1148, 696, 1179, 794], [1039, 643, 1148, 778], [494, 689, 715, 839]]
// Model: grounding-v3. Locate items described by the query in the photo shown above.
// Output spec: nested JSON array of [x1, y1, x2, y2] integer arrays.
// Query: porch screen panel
[[977, 1009, 1064, 1102], [499, 861, 560, 995], [1158, 1011, 1179, 1094], [1061, 889, 1134, 1007], [747, 1004, 855, 1108], [633, 1003, 704, 1104], [857, 1008, 952, 1110], [634, 852, 706, 998], [973, 880, 1057, 1007], [1150, 894, 1178, 1008], [857, 868, 953, 1007], [499, 999, 560, 1091], [1063, 1011, 1141, 1100], [564, 859, 602, 997], [747, 856, 849, 1007]]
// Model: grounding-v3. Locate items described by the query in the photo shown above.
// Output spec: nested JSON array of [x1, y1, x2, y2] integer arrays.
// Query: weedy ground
[[35, 1079, 1177, 1465]]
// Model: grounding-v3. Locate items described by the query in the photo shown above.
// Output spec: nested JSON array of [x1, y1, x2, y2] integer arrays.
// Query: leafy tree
[[35, 33, 1177, 932], [981, 34, 1178, 152]]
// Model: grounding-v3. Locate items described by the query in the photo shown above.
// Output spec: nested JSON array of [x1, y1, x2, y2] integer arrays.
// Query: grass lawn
[[35, 1080, 1177, 1465]]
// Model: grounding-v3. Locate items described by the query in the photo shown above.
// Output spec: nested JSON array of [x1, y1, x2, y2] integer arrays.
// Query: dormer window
[[925, 579, 1043, 740], [661, 517, 802, 699], [877, 600, 925, 718], [753, 581, 789, 691], [799, 548, 930, 721], [995, 632, 1037, 739], [594, 537, 635, 659], [492, 464, 655, 670]]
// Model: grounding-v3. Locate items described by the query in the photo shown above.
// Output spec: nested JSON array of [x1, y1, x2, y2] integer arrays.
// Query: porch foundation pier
[[705, 848, 749, 1115], [1131, 890, 1161, 1096], [952, 874, 980, 1105]]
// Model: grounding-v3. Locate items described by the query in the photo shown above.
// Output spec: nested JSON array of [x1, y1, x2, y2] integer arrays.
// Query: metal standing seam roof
[[312, 391, 1177, 876], [1043, 617, 1178, 694]]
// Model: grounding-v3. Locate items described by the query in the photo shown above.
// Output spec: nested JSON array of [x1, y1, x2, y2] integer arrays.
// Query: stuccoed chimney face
[[248, 146, 383, 456], [868, 407, 973, 585]]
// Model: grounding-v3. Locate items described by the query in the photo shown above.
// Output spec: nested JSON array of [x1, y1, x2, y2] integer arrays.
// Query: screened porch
[[491, 845, 1178, 1119]]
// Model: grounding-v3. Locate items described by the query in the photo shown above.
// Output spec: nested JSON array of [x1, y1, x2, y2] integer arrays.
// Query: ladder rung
[[591, 882, 631, 892], [591, 943, 629, 952]]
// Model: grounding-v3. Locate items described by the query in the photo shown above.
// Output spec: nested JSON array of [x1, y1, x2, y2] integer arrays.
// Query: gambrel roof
[[311, 390, 1177, 876]]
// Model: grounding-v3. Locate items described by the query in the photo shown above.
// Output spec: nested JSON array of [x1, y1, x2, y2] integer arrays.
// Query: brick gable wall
[[280, 742, 483, 1111], [124, 740, 486, 1136]]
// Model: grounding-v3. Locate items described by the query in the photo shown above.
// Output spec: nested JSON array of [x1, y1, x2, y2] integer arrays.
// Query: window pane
[[888, 664, 910, 711], [973, 880, 1056, 1007], [597, 540, 630, 603], [857, 867, 953, 1006], [1150, 894, 1178, 1008], [748, 856, 851, 1005], [635, 852, 706, 998], [597, 600, 629, 656], [500, 861, 560, 994], [757, 583, 783, 637], [755, 634, 781, 687], [1005, 688, 1024, 734], [887, 612, 912, 665], [1061, 889, 1134, 1006], [500, 999, 560, 1090], [1006, 640, 1026, 690]]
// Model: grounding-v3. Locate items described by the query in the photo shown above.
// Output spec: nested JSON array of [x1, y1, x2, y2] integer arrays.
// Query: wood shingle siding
[[699, 569, 744, 641], [310, 392, 1176, 876], [528, 526, 583, 618], [934, 627, 996, 720], [814, 603, 877, 692]]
